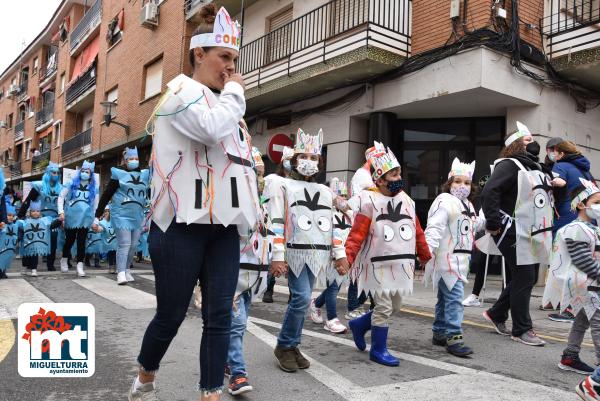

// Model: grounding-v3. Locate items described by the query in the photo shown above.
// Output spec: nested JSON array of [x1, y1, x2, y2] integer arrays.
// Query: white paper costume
[[269, 129, 345, 286], [326, 179, 353, 286], [424, 159, 485, 290], [350, 142, 417, 297], [544, 178, 600, 316], [148, 73, 260, 234]]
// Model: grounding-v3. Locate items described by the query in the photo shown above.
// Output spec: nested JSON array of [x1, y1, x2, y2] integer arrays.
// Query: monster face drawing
[[23, 223, 48, 249], [123, 173, 148, 208], [70, 184, 90, 207], [42, 190, 59, 217], [289, 188, 332, 250], [370, 200, 416, 265], [0, 225, 18, 255], [454, 200, 475, 254], [529, 174, 553, 238]]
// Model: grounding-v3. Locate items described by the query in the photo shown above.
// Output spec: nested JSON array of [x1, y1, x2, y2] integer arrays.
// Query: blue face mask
[[80, 172, 90, 181], [127, 160, 139, 170], [385, 178, 404, 195], [50, 173, 59, 183]]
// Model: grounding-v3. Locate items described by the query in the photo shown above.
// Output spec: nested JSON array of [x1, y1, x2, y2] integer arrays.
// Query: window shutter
[[266, 7, 293, 64], [144, 58, 163, 99]]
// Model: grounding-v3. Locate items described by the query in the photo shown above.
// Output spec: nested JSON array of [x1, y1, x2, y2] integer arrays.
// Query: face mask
[[385, 178, 404, 195], [50, 174, 59, 183], [282, 159, 291, 172], [450, 185, 471, 200], [296, 159, 319, 177], [80, 172, 90, 181], [127, 160, 139, 170], [547, 152, 556, 162], [585, 204, 600, 220], [526, 141, 540, 156]]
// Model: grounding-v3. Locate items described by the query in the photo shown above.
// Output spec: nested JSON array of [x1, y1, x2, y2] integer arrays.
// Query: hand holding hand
[[270, 261, 287, 278], [334, 257, 349, 275]]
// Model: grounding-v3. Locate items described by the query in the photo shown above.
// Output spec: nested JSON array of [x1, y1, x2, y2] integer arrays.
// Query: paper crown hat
[[329, 177, 348, 196], [251, 147, 264, 167], [189, 7, 241, 52], [281, 146, 294, 162], [505, 121, 532, 147], [448, 158, 476, 180], [81, 160, 95, 172], [294, 128, 323, 155], [366, 141, 400, 180], [6, 203, 15, 215], [29, 200, 42, 211], [571, 178, 600, 211], [46, 161, 60, 173], [124, 147, 138, 160]]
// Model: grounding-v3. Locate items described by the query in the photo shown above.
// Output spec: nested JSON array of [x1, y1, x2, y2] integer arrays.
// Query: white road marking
[[0, 279, 52, 320], [138, 274, 155, 282], [73, 276, 156, 309], [248, 317, 578, 401]]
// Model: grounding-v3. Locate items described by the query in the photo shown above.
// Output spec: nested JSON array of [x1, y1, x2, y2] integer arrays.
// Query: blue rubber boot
[[369, 326, 399, 366], [446, 335, 473, 357], [348, 310, 372, 351]]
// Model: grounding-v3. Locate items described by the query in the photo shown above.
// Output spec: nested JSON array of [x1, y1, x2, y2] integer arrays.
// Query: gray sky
[[0, 0, 63, 74]]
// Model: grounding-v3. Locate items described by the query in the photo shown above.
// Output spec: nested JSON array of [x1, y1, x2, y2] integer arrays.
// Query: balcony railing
[[9, 162, 22, 179], [542, 0, 600, 58], [61, 128, 92, 159], [32, 150, 51, 173], [184, 0, 203, 14], [35, 101, 54, 129], [39, 54, 58, 84], [70, 0, 101, 52], [238, 0, 411, 89], [14, 121, 25, 141], [66, 66, 96, 107], [17, 81, 28, 102]]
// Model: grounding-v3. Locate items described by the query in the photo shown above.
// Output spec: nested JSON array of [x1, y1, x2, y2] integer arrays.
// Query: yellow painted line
[[0, 319, 16, 363]]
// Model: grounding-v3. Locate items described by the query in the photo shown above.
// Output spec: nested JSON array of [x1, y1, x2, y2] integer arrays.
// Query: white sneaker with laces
[[60, 258, 69, 273], [324, 318, 347, 334], [125, 269, 135, 282], [76, 262, 86, 277], [29, 269, 38, 277], [462, 294, 481, 307], [117, 271, 128, 285], [309, 298, 323, 324], [128, 376, 156, 401]]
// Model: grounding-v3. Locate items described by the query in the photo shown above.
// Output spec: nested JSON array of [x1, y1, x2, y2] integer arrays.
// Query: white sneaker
[[309, 298, 323, 324], [324, 318, 347, 334], [117, 271, 128, 285], [125, 269, 135, 282], [29, 269, 38, 277], [128, 376, 156, 401], [462, 294, 481, 307], [76, 262, 86, 277], [60, 258, 69, 273]]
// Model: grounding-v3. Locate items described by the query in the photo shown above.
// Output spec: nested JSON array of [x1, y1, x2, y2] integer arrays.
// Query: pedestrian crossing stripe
[[0, 279, 52, 320], [73, 276, 156, 310]]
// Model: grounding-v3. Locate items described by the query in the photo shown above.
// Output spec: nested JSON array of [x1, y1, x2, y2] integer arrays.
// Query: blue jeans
[[115, 228, 142, 273], [592, 365, 600, 382], [347, 280, 367, 312], [228, 291, 251, 377], [315, 281, 340, 320], [433, 279, 465, 337], [137, 222, 239, 393], [277, 265, 314, 348]]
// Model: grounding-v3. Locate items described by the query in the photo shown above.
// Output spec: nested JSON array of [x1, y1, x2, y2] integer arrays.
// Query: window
[[33, 57, 39, 74], [107, 10, 124, 47], [60, 73, 65, 93], [0, 89, 3, 101], [25, 141, 31, 160], [106, 86, 118, 118], [144, 57, 163, 99], [7, 113, 13, 128], [53, 122, 61, 148], [266, 7, 293, 64]]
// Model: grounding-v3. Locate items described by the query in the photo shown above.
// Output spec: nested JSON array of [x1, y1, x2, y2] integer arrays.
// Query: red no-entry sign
[[267, 133, 293, 164]]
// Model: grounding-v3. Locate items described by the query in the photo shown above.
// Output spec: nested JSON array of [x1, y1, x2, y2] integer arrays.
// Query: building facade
[[0, 0, 599, 227]]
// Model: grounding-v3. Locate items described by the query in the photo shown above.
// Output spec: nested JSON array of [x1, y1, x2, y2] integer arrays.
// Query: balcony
[[32, 150, 51, 174], [14, 121, 25, 141], [66, 65, 96, 112], [9, 162, 22, 179], [542, 0, 600, 90], [39, 53, 58, 86], [17, 81, 28, 102], [35, 101, 54, 132], [185, 0, 259, 23], [70, 0, 101, 55], [61, 128, 92, 160], [238, 0, 412, 114]]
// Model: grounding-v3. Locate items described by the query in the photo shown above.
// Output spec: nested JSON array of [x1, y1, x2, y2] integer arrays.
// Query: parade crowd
[[1, 4, 599, 401]]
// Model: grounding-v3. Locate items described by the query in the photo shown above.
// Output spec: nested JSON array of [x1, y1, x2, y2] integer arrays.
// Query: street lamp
[[100, 101, 130, 136]]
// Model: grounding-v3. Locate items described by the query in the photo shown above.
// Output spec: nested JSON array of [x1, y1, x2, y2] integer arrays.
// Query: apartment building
[[0, 0, 599, 227]]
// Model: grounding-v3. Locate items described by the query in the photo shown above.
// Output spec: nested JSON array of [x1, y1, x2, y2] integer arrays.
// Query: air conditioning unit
[[8, 84, 18, 95], [0, 121, 6, 129], [140, 2, 159, 28]]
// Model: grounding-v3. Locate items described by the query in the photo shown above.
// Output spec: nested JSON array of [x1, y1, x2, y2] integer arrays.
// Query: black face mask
[[526, 141, 540, 156]]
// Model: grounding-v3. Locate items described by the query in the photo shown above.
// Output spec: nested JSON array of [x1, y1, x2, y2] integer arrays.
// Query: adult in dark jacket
[[547, 140, 594, 233], [481, 125, 553, 347]]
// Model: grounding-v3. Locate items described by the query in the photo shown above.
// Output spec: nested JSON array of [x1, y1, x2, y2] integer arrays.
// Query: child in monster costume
[[0, 205, 19, 279]]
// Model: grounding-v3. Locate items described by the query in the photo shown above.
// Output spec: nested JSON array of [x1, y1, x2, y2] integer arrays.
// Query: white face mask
[[296, 159, 319, 177], [450, 185, 471, 200], [585, 204, 600, 220]]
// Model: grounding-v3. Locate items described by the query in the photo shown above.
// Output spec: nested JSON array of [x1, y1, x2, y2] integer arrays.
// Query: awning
[[69, 35, 100, 85], [38, 126, 53, 139]]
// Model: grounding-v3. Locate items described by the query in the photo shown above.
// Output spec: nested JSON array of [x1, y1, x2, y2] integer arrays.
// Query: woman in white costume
[[129, 5, 260, 401]]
